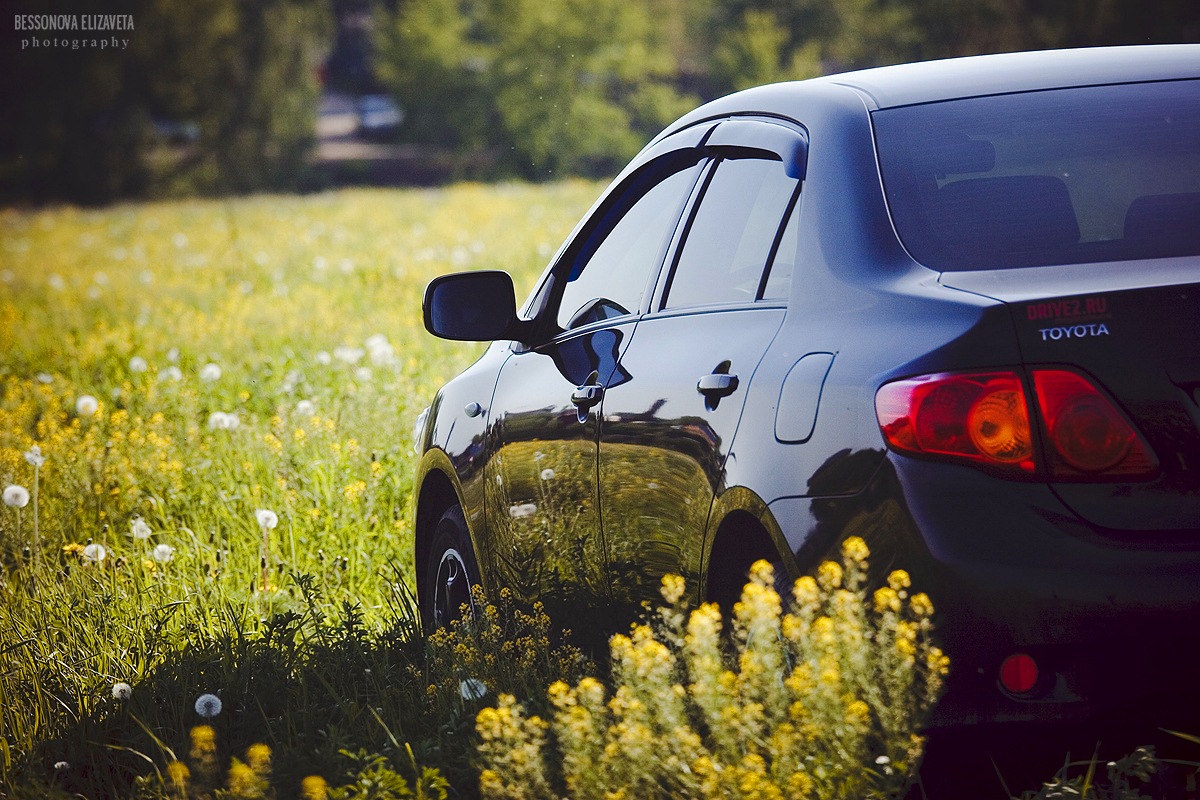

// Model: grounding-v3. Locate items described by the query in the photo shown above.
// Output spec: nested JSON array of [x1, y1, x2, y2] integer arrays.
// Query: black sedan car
[[413, 45, 1200, 730]]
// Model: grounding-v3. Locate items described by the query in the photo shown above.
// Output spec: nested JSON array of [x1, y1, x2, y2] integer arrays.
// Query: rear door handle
[[697, 372, 739, 398]]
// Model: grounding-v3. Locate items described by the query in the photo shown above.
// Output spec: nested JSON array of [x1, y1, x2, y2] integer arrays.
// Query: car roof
[[663, 45, 1200, 136], [816, 44, 1200, 109]]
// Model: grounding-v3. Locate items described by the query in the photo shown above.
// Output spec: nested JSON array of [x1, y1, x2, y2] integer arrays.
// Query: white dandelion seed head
[[128, 356, 148, 373], [54, 761, 70, 772], [199, 363, 222, 382], [24, 445, 45, 468], [540, 468, 555, 481], [82, 543, 107, 564], [173, 233, 188, 248], [194, 693, 222, 718], [3, 485, 30, 508], [255, 509, 278, 530], [315, 350, 332, 365], [129, 516, 152, 539], [533, 451, 546, 462], [207, 411, 240, 431], [48, 274, 66, 291], [112, 682, 133, 701], [459, 678, 488, 701], [166, 347, 180, 363], [875, 755, 891, 765], [36, 372, 54, 384], [508, 503, 537, 520], [87, 286, 102, 300], [334, 345, 365, 364], [160, 366, 183, 382], [312, 255, 328, 271], [152, 543, 175, 563], [295, 399, 316, 416], [365, 334, 395, 365], [354, 367, 372, 382], [339, 258, 355, 274], [75, 395, 99, 417]]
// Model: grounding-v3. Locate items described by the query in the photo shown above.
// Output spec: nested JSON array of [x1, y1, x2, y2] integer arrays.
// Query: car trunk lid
[[942, 259, 1200, 534]]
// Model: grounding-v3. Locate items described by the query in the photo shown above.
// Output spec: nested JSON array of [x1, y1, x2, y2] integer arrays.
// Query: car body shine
[[412, 44, 1200, 731]]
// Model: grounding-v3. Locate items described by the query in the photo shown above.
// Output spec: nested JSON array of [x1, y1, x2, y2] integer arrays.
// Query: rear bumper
[[879, 457, 1200, 727]]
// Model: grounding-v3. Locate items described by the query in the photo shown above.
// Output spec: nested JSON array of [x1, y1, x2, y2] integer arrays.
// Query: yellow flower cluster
[[476, 536, 949, 799]]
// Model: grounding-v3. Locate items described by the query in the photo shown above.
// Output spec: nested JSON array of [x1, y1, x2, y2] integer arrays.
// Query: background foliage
[[4, 0, 1199, 203]]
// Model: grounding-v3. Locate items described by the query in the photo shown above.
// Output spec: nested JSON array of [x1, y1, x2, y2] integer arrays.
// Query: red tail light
[[876, 372, 1036, 475], [876, 368, 1157, 480], [1032, 369, 1157, 478]]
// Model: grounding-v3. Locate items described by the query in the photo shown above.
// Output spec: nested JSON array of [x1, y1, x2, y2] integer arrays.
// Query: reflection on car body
[[412, 45, 1200, 733]]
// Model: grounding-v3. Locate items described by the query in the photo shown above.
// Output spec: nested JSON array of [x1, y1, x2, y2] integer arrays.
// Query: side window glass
[[662, 157, 799, 309], [761, 193, 799, 301], [556, 155, 702, 330]]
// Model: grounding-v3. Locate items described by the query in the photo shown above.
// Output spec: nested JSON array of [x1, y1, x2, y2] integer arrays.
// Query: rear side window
[[662, 157, 799, 309], [874, 79, 1200, 270]]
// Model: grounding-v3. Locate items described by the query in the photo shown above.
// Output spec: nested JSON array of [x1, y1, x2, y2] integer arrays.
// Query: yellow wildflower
[[167, 760, 190, 791], [660, 573, 686, 605], [246, 743, 271, 773], [792, 575, 820, 608], [300, 775, 329, 800], [874, 587, 901, 614], [190, 725, 216, 753], [888, 569, 912, 591], [817, 560, 842, 590], [911, 592, 935, 617], [841, 535, 869, 564]]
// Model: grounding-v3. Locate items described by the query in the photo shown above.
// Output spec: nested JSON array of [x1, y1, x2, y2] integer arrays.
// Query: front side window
[[662, 157, 799, 309], [556, 153, 703, 329], [874, 79, 1200, 271]]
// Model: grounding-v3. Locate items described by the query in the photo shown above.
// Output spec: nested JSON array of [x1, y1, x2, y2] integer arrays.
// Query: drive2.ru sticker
[[1026, 295, 1112, 342]]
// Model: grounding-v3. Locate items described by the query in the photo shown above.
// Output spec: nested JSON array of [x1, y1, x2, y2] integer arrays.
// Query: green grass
[[0, 183, 602, 797], [5, 183, 1178, 800]]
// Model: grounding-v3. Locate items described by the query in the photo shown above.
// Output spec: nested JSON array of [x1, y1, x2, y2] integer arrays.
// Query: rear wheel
[[423, 504, 480, 630]]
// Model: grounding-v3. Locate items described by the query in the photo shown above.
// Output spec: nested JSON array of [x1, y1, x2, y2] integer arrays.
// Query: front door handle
[[571, 384, 604, 409], [571, 370, 604, 410], [697, 372, 739, 398]]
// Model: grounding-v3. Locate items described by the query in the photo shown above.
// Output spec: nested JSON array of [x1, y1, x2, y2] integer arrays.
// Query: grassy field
[[2, 184, 1167, 800], [0, 183, 603, 797]]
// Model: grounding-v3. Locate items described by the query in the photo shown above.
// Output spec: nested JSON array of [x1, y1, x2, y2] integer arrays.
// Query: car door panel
[[481, 324, 637, 614], [599, 307, 785, 606]]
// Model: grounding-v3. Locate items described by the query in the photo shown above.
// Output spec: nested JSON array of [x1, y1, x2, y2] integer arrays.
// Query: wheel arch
[[701, 487, 797, 607], [414, 462, 461, 608]]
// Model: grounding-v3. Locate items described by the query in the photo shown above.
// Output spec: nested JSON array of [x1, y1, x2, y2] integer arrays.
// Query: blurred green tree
[[374, 0, 695, 178], [2, 0, 332, 203]]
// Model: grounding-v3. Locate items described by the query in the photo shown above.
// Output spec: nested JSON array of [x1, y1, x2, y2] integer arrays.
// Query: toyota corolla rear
[[868, 73, 1200, 727]]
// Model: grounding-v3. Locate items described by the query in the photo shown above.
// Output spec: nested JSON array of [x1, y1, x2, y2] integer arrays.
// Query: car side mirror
[[423, 270, 521, 342]]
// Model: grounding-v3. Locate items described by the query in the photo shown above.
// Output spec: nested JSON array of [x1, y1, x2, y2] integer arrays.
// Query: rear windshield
[[873, 79, 1200, 271]]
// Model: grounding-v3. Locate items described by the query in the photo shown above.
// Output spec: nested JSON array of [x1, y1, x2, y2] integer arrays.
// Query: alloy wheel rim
[[433, 547, 473, 627]]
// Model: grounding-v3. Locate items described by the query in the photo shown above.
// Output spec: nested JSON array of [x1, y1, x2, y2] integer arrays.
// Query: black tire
[[423, 504, 481, 630]]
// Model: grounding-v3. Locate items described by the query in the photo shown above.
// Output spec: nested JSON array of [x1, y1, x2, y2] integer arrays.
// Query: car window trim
[[536, 151, 711, 341]]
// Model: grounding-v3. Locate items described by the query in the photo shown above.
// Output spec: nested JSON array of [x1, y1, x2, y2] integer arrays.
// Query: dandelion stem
[[32, 467, 39, 567], [261, 525, 269, 592]]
